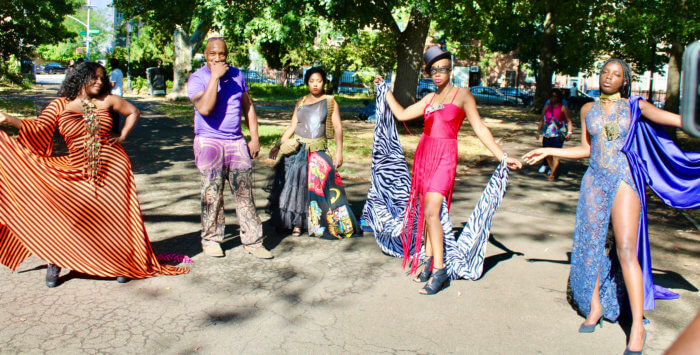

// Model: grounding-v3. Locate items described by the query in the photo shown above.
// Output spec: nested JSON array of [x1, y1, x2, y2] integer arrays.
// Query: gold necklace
[[599, 101, 620, 169], [599, 92, 622, 104]]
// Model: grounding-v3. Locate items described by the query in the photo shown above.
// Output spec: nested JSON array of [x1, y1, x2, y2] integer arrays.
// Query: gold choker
[[599, 92, 622, 103]]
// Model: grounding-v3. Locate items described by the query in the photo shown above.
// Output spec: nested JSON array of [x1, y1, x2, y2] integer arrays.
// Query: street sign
[[79, 30, 100, 35]]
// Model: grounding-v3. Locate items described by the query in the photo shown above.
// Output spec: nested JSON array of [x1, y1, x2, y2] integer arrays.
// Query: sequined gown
[[569, 100, 636, 321]]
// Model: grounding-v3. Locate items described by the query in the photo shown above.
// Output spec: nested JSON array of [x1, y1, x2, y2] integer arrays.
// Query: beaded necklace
[[82, 99, 102, 184], [598, 100, 622, 169]]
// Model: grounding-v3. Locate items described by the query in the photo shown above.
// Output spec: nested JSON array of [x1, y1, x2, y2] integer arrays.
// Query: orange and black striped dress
[[0, 98, 188, 278]]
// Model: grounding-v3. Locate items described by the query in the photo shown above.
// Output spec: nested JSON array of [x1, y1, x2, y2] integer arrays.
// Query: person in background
[[570, 82, 579, 97], [109, 59, 124, 97], [536, 88, 573, 180]]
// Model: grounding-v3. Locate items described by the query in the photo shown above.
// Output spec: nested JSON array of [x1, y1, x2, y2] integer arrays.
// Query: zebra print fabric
[[361, 82, 510, 280]]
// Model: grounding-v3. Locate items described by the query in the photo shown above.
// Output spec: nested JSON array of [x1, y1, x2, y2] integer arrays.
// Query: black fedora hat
[[423, 46, 452, 73]]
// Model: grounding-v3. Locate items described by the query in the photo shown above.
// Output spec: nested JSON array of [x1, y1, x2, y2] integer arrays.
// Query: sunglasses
[[430, 66, 451, 75]]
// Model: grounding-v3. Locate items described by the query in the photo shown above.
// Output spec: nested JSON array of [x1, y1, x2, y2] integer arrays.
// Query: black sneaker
[[45, 264, 60, 288]]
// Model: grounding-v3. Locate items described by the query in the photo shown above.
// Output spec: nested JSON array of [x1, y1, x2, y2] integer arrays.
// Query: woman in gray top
[[267, 67, 361, 239]]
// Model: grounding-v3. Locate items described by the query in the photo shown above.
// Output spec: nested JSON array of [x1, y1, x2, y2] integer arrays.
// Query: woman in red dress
[[0, 62, 189, 287], [379, 47, 521, 294]]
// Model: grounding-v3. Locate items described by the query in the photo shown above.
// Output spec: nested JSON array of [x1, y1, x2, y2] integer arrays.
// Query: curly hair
[[600, 58, 632, 98], [58, 62, 112, 100]]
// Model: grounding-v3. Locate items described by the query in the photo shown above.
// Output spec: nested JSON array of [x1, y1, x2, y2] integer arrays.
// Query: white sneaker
[[538, 165, 546, 173]]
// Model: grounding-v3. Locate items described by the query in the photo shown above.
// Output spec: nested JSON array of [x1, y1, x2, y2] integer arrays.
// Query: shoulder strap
[[325, 95, 334, 139], [428, 93, 437, 105], [450, 88, 460, 104]]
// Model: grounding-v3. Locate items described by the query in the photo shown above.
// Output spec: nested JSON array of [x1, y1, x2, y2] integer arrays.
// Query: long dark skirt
[[266, 144, 362, 240]]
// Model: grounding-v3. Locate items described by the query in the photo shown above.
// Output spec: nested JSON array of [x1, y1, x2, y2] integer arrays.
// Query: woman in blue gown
[[523, 59, 685, 354]]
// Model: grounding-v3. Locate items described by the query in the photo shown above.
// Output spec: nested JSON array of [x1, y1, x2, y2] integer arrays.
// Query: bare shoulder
[[453, 87, 475, 107]]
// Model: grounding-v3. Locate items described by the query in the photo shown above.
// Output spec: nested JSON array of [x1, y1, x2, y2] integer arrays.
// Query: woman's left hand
[[565, 132, 572, 141], [505, 156, 522, 170], [333, 152, 343, 169]]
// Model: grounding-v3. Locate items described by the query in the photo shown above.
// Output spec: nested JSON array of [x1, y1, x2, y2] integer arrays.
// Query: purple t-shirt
[[187, 65, 249, 140]]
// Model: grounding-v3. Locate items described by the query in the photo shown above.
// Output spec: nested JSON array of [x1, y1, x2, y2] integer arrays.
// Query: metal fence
[[631, 90, 666, 108]]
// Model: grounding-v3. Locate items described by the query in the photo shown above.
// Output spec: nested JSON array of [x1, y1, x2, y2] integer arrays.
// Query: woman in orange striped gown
[[0, 62, 188, 287]]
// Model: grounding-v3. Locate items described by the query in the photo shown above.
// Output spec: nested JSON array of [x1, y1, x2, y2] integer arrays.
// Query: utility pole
[[66, 0, 96, 60]]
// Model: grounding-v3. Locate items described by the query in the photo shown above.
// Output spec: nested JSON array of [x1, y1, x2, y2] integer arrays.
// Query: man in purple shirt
[[187, 37, 272, 259]]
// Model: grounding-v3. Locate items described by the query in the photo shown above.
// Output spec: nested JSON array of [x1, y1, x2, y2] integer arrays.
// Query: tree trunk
[[393, 7, 431, 108], [168, 25, 193, 101], [167, 19, 210, 101], [531, 10, 555, 114], [664, 42, 683, 113]]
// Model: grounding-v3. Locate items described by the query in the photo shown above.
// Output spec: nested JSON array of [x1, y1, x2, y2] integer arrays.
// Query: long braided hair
[[600, 58, 632, 98]]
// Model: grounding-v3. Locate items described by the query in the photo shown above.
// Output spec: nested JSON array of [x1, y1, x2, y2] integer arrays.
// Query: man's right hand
[[210, 62, 229, 79]]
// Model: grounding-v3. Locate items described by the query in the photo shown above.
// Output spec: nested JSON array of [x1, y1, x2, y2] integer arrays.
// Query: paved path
[[0, 86, 698, 354]]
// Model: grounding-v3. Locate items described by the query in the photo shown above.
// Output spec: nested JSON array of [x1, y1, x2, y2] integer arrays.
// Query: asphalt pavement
[[0, 85, 698, 354]]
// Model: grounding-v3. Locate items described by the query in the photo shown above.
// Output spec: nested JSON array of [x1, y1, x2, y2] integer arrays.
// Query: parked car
[[242, 70, 274, 84], [40, 62, 68, 74], [416, 78, 438, 99], [498, 87, 533, 106], [338, 82, 369, 95], [469, 86, 520, 105], [586, 89, 600, 98]]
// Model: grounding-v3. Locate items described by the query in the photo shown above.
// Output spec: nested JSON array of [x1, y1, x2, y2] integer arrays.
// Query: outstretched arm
[[462, 90, 522, 169], [639, 100, 682, 128], [384, 89, 429, 121]]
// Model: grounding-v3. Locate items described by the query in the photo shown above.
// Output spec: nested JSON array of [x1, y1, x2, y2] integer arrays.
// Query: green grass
[[0, 98, 35, 117], [0, 98, 35, 136], [248, 83, 370, 108]]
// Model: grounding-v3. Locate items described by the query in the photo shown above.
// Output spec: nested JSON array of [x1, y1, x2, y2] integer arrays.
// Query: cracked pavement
[[1, 87, 698, 354]]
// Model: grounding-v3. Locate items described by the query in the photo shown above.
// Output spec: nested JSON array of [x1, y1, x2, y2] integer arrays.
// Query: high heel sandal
[[45, 263, 61, 288], [420, 267, 449, 295], [623, 328, 646, 355], [578, 308, 605, 333], [413, 256, 433, 283]]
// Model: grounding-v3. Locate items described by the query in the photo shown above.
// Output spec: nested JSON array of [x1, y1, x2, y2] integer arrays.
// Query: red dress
[[402, 89, 466, 272], [0, 98, 188, 278]]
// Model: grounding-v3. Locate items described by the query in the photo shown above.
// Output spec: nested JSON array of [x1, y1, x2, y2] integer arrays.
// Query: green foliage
[[1, 0, 78, 84], [35, 3, 114, 62], [248, 83, 308, 98], [481, 0, 605, 75], [602, 0, 700, 74]]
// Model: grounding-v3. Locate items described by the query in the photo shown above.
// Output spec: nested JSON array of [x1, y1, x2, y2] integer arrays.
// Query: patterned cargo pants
[[194, 136, 263, 248]]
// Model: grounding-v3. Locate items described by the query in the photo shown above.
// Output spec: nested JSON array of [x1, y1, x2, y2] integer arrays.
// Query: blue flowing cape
[[622, 96, 700, 310]]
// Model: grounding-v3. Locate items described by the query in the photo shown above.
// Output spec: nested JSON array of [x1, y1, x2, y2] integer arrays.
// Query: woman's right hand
[[522, 148, 549, 165], [269, 145, 280, 160], [535, 133, 540, 141], [0, 112, 21, 128]]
